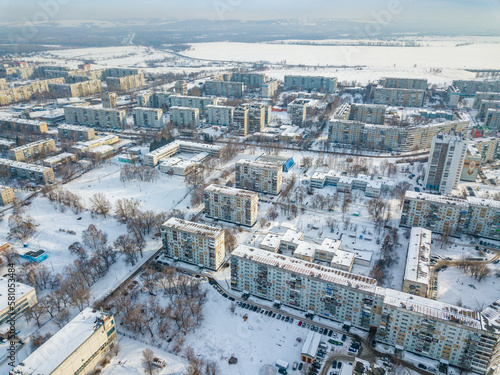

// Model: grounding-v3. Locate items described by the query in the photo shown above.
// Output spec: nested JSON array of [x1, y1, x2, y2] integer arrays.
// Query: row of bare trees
[[120, 165, 160, 183]]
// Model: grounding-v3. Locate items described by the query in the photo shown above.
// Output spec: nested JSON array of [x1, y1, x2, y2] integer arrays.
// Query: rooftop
[[162, 217, 223, 238], [404, 227, 431, 285], [259, 233, 282, 250], [282, 229, 304, 245], [0, 158, 53, 173], [0, 277, 34, 313], [404, 191, 469, 207], [205, 184, 257, 199], [330, 250, 355, 268], [10, 138, 54, 152], [57, 124, 92, 132], [43, 152, 74, 163], [293, 242, 316, 258], [11, 308, 112, 375], [233, 245, 378, 293], [236, 159, 282, 170], [301, 331, 322, 357]]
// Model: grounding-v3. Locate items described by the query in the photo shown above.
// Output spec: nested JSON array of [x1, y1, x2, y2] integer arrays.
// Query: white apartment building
[[248, 104, 266, 133], [170, 106, 200, 128], [402, 227, 431, 297], [452, 79, 500, 96], [204, 184, 258, 227], [204, 80, 245, 98], [206, 105, 234, 126], [424, 133, 468, 194], [64, 104, 127, 128], [380, 77, 428, 90], [233, 106, 249, 135], [133, 107, 164, 128], [485, 109, 500, 130], [11, 308, 117, 375], [57, 124, 96, 141], [373, 87, 425, 107], [169, 95, 219, 116], [287, 99, 307, 126], [262, 80, 279, 98], [348, 103, 387, 125], [235, 159, 283, 195], [8, 139, 57, 162], [161, 218, 225, 270], [284, 75, 337, 93]]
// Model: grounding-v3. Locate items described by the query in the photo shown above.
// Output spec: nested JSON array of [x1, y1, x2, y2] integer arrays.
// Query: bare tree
[[89, 193, 111, 217], [141, 348, 158, 375]]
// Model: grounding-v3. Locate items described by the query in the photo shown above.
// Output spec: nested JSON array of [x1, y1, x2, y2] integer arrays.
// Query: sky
[[0, 0, 499, 33]]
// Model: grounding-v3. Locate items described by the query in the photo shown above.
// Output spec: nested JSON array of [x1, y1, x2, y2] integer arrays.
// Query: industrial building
[[161, 218, 226, 270], [204, 184, 258, 227]]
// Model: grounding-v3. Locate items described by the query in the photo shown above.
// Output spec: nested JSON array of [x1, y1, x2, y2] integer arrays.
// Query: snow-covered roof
[[0, 158, 53, 173], [380, 288, 482, 330], [162, 217, 223, 238], [10, 138, 54, 153], [43, 152, 74, 164], [233, 245, 378, 293], [301, 331, 321, 357], [205, 184, 257, 199], [467, 196, 500, 209], [318, 238, 342, 254], [404, 191, 469, 207], [404, 227, 431, 285], [293, 242, 316, 259], [0, 277, 34, 313], [281, 229, 304, 245], [259, 233, 281, 251], [57, 123, 92, 132], [330, 250, 355, 269], [11, 308, 112, 375], [236, 159, 282, 170]]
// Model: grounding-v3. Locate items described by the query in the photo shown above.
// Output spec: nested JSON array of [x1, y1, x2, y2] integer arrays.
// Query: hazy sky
[[1, 0, 499, 31]]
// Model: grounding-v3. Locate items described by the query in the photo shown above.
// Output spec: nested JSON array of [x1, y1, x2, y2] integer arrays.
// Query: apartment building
[[465, 197, 500, 240], [288, 99, 307, 126], [161, 218, 226, 270], [64, 104, 127, 128], [373, 87, 425, 107], [10, 308, 117, 375], [400, 191, 469, 235], [0, 77, 65, 106], [262, 80, 279, 98], [204, 184, 258, 227], [43, 153, 77, 169], [0, 78, 6, 90], [0, 118, 48, 134], [204, 80, 245, 98], [485, 109, 500, 130], [71, 134, 120, 155], [402, 227, 431, 297], [144, 140, 223, 166], [233, 106, 249, 135], [8, 139, 57, 162], [348, 104, 387, 125], [175, 80, 188, 95], [133, 107, 164, 128], [479, 100, 500, 120], [424, 133, 468, 194], [0, 65, 36, 80], [235, 159, 283, 195], [206, 105, 234, 126], [104, 67, 142, 78], [102, 91, 118, 108], [470, 137, 498, 163], [329, 119, 468, 152], [284, 75, 337, 93], [473, 92, 500, 109], [169, 95, 219, 116], [229, 72, 266, 88], [57, 124, 96, 141], [461, 148, 481, 182], [170, 106, 200, 128], [230, 245, 500, 374], [106, 73, 145, 91], [0, 277, 37, 326], [48, 80, 102, 98], [380, 77, 428, 90], [0, 186, 15, 206], [452, 79, 500, 96], [0, 158, 55, 184], [248, 104, 266, 133], [137, 91, 170, 109]]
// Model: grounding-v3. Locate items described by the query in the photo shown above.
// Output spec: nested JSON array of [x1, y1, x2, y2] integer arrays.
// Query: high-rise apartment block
[[206, 105, 234, 126], [485, 109, 500, 130], [380, 77, 428, 91], [262, 80, 279, 98], [169, 95, 219, 116], [205, 80, 245, 98], [235, 159, 283, 195], [284, 75, 337, 93], [57, 124, 96, 141], [424, 133, 467, 194], [170, 106, 200, 128], [161, 218, 226, 270], [230, 72, 266, 88], [106, 73, 145, 91], [233, 106, 249, 135], [8, 139, 57, 162], [0, 77, 65, 106], [133, 107, 164, 128], [248, 104, 266, 133], [102, 91, 118, 108], [373, 87, 425, 107], [64, 104, 127, 128], [48, 80, 102, 98], [452, 79, 500, 96], [287, 99, 307, 126], [204, 184, 258, 227], [348, 103, 387, 125]]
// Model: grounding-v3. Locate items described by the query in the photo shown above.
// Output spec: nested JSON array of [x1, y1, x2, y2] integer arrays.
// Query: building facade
[[57, 124, 96, 141], [233, 106, 249, 135], [204, 80, 245, 98], [0, 158, 55, 184], [288, 99, 307, 126], [380, 77, 428, 90], [0, 186, 15, 206], [284, 75, 337, 93], [133, 107, 164, 128], [0, 118, 48, 135], [170, 106, 200, 128], [424, 133, 468, 194], [0, 277, 37, 326], [206, 105, 234, 126], [235, 159, 283, 195], [106, 73, 145, 91], [161, 218, 226, 270], [48, 80, 102, 98], [8, 139, 57, 162], [204, 184, 258, 227], [64, 105, 127, 128], [348, 104, 387, 125], [373, 87, 425, 107]]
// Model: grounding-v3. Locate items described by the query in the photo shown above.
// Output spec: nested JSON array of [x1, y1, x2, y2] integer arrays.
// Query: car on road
[[277, 314, 282, 319], [298, 321, 302, 326], [285, 316, 290, 322]]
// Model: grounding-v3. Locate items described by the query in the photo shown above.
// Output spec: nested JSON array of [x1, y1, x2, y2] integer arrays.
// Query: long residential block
[[64, 104, 127, 128], [0, 158, 55, 184], [8, 139, 57, 162], [57, 124, 96, 141], [0, 118, 48, 134], [373, 87, 425, 107]]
